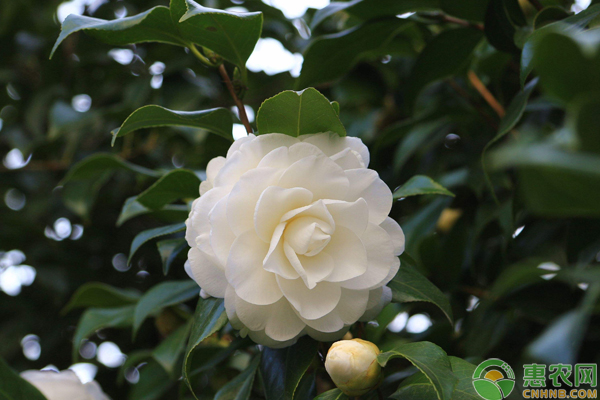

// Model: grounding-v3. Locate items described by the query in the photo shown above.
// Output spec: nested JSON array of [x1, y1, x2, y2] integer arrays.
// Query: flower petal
[[344, 169, 392, 225], [301, 132, 370, 167], [277, 276, 341, 320], [263, 223, 299, 279], [325, 198, 369, 237], [330, 147, 365, 170], [185, 186, 230, 247], [257, 142, 324, 169], [340, 223, 396, 290], [302, 288, 369, 332], [187, 247, 227, 298], [226, 167, 282, 236], [380, 217, 405, 256], [209, 197, 236, 267], [200, 156, 226, 195], [226, 231, 283, 305], [360, 286, 392, 321], [278, 154, 349, 201], [254, 186, 313, 243], [323, 226, 368, 283]]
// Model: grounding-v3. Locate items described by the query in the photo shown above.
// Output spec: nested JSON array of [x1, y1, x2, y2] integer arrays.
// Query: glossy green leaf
[[314, 388, 348, 400], [152, 321, 191, 376], [402, 197, 453, 259], [133, 280, 199, 336], [215, 355, 261, 400], [51, 6, 184, 59], [392, 357, 479, 400], [533, 6, 571, 29], [116, 197, 189, 227], [112, 105, 233, 145], [408, 28, 483, 106], [297, 19, 412, 89], [378, 342, 458, 400], [129, 359, 172, 400], [61, 153, 159, 185], [157, 238, 188, 275], [489, 144, 600, 217], [72, 306, 135, 360], [128, 222, 186, 263], [136, 169, 200, 210], [440, 0, 488, 22], [62, 282, 140, 314], [256, 88, 346, 137], [484, 0, 523, 54], [393, 120, 449, 173], [521, 4, 600, 85], [394, 175, 454, 200], [0, 357, 48, 400], [260, 336, 319, 400], [570, 93, 600, 154], [178, 1, 263, 75], [311, 0, 439, 29], [388, 262, 454, 325], [183, 297, 228, 395]]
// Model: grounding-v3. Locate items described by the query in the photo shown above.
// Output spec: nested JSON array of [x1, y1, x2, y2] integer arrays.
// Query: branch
[[218, 64, 253, 134], [440, 14, 484, 31], [467, 71, 505, 118]]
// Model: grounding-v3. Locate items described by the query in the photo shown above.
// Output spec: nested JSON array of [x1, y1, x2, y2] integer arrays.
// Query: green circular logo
[[472, 359, 516, 400]]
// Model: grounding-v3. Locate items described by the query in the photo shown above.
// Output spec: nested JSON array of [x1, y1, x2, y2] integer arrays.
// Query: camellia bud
[[325, 339, 383, 396]]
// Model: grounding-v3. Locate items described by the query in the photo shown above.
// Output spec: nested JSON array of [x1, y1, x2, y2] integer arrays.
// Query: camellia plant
[[2, 0, 600, 399]]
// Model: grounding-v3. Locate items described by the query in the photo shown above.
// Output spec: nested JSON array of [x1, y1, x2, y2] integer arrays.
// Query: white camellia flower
[[20, 369, 110, 400], [185, 132, 404, 347]]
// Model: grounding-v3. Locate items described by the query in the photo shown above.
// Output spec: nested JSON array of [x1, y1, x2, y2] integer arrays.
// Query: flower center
[[284, 216, 332, 256]]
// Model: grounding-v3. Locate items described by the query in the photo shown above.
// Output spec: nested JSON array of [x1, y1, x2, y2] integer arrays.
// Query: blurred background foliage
[[2, 0, 600, 399]]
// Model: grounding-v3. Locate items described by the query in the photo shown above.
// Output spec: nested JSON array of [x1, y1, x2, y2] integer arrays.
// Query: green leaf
[[394, 175, 455, 200], [136, 169, 200, 210], [311, 0, 440, 29], [378, 342, 458, 400], [570, 93, 600, 154], [62, 282, 140, 314], [297, 19, 412, 89], [72, 306, 135, 360], [133, 280, 199, 336], [481, 77, 538, 199], [408, 28, 483, 106], [256, 88, 346, 137], [489, 144, 600, 217], [157, 238, 188, 275], [0, 357, 48, 400], [402, 197, 453, 259], [51, 6, 184, 59], [484, 0, 523, 54], [129, 359, 172, 400], [215, 355, 261, 400], [392, 357, 479, 400], [112, 105, 233, 145], [183, 297, 228, 396], [260, 336, 319, 400], [116, 197, 189, 227], [178, 1, 263, 75], [393, 120, 449, 173], [520, 4, 600, 85], [129, 222, 187, 264], [388, 261, 454, 325], [61, 153, 160, 185], [440, 0, 488, 23], [152, 321, 192, 377], [314, 388, 349, 400]]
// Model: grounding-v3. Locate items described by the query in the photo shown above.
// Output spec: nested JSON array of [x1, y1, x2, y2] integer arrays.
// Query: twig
[[441, 14, 484, 31], [528, 0, 544, 11], [467, 71, 505, 118], [218, 64, 253, 134]]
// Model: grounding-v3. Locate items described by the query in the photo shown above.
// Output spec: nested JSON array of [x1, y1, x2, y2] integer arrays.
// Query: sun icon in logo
[[472, 359, 516, 400]]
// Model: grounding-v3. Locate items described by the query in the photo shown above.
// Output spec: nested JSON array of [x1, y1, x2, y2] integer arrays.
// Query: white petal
[[187, 247, 227, 298], [301, 132, 370, 167], [285, 245, 335, 289], [277, 276, 341, 320], [205, 156, 226, 187], [305, 326, 350, 343], [254, 186, 313, 242], [226, 134, 256, 158], [324, 226, 368, 283], [360, 286, 392, 321], [226, 167, 282, 236], [380, 217, 405, 256], [247, 329, 301, 349], [330, 147, 365, 170], [257, 142, 324, 169], [234, 296, 306, 341], [302, 288, 369, 332], [185, 186, 230, 247], [280, 200, 335, 230], [341, 223, 396, 290], [226, 231, 283, 305], [345, 169, 392, 225], [278, 154, 349, 201], [325, 198, 369, 237], [209, 197, 236, 266], [225, 284, 244, 330], [263, 223, 300, 279]]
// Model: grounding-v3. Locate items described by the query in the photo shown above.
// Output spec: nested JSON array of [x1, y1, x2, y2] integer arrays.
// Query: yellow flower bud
[[325, 339, 383, 396], [436, 208, 462, 233]]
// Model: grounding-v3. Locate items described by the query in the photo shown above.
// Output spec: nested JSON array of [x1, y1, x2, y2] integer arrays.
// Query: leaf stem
[[188, 43, 218, 67], [467, 71, 505, 118], [218, 64, 253, 134]]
